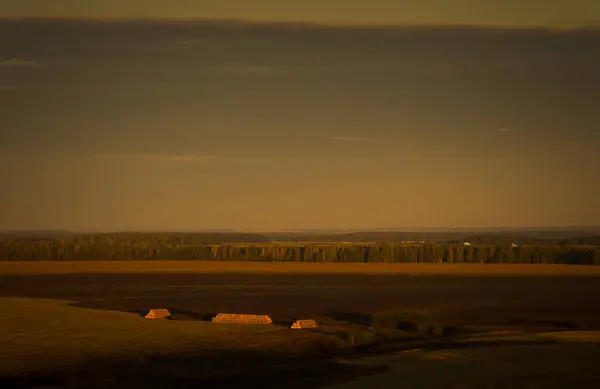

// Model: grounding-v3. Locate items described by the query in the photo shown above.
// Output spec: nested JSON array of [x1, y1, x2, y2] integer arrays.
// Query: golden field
[[3, 260, 600, 276]]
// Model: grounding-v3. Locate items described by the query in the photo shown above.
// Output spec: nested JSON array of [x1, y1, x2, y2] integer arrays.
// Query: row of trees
[[1, 241, 599, 265]]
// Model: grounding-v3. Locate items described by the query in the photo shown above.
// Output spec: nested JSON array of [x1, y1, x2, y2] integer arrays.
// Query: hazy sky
[[1, 0, 600, 27], [0, 18, 599, 231]]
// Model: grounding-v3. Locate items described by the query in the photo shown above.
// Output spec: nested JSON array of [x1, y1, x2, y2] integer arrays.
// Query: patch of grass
[[1, 345, 386, 389], [3, 261, 600, 276], [327, 342, 600, 389], [371, 310, 444, 338], [0, 298, 341, 376], [3, 298, 600, 388], [345, 328, 378, 346], [0, 298, 389, 388]]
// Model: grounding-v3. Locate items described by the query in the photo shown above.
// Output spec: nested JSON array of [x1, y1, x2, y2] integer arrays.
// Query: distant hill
[[0, 230, 74, 241], [1, 228, 599, 245]]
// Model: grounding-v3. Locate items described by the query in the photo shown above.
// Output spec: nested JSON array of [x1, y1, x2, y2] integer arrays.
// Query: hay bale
[[212, 313, 273, 325], [145, 309, 171, 319], [291, 319, 318, 329]]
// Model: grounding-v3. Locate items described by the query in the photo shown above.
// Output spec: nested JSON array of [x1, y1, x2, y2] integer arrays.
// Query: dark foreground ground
[[2, 268, 600, 388], [2, 272, 600, 329]]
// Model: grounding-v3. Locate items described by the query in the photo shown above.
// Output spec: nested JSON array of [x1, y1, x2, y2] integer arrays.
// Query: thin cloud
[[211, 64, 323, 75], [91, 153, 216, 162], [173, 38, 216, 47], [240, 65, 275, 74], [547, 20, 600, 28], [0, 58, 37, 67], [331, 136, 378, 142], [209, 64, 274, 74]]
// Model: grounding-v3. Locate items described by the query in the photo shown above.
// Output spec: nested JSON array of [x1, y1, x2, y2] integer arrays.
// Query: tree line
[[1, 241, 599, 265]]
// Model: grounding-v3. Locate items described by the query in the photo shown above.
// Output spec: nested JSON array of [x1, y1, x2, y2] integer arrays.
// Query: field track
[[3, 261, 600, 332], [3, 261, 600, 276]]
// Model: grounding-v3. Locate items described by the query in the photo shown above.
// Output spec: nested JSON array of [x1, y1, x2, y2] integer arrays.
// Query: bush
[[371, 310, 443, 338]]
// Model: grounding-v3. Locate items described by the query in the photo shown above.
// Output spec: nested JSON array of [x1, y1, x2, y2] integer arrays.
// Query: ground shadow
[[70, 304, 219, 322], [1, 347, 387, 389], [0, 375, 63, 389], [71, 301, 299, 327], [508, 318, 580, 331], [353, 335, 562, 356], [271, 317, 296, 327], [167, 308, 217, 322]]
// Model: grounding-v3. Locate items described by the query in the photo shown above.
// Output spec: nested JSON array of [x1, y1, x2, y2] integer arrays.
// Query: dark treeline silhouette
[[1, 239, 599, 264]]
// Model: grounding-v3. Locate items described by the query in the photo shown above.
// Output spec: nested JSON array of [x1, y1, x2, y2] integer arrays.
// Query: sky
[[1, 0, 600, 27], [0, 6, 599, 231]]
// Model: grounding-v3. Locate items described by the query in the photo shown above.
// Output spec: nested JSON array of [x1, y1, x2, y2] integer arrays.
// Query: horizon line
[[2, 225, 600, 234], [1, 17, 598, 32]]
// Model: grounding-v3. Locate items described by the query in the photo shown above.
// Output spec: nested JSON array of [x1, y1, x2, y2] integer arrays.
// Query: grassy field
[[2, 262, 600, 387], [3, 261, 600, 276], [326, 340, 600, 389], [2, 297, 600, 388], [0, 298, 369, 388]]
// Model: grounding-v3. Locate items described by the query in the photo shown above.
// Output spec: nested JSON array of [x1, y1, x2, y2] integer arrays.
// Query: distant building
[[464, 242, 471, 246]]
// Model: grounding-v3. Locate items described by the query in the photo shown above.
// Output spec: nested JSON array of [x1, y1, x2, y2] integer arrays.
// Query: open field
[[2, 262, 600, 387], [0, 298, 376, 388], [326, 339, 600, 389], [2, 262, 600, 329], [2, 298, 600, 388], [4, 261, 600, 275]]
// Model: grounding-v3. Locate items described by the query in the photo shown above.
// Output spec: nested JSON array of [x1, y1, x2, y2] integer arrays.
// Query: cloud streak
[[209, 64, 324, 75], [331, 136, 378, 142], [91, 153, 216, 162], [0, 58, 37, 67]]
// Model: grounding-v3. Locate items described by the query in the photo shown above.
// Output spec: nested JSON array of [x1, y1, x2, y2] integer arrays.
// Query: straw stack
[[291, 319, 318, 329], [212, 313, 273, 325], [145, 309, 171, 319]]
